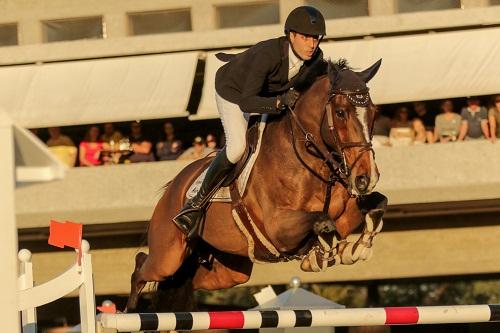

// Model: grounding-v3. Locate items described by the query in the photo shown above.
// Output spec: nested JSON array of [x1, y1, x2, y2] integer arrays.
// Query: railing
[[17, 240, 96, 333]]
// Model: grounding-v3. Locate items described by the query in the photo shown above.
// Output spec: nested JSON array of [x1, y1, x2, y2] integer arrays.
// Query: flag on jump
[[48, 220, 83, 264]]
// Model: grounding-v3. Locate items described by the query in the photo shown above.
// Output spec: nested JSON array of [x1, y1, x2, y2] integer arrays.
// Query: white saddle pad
[[186, 115, 268, 202]]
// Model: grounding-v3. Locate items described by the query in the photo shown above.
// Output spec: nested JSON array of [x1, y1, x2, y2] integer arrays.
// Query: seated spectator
[[156, 122, 184, 160], [206, 133, 218, 150], [434, 99, 461, 143], [46, 127, 75, 147], [46, 127, 77, 167], [79, 125, 106, 167], [178, 136, 213, 160], [390, 106, 426, 146], [458, 96, 489, 140], [372, 113, 391, 147], [100, 123, 123, 148], [126, 121, 155, 163], [413, 101, 435, 143], [488, 95, 500, 143]]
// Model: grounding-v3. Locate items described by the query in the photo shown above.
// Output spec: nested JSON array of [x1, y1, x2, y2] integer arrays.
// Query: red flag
[[48, 220, 82, 249], [97, 303, 117, 314]]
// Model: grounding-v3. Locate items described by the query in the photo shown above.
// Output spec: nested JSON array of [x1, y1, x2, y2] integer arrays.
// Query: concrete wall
[[15, 140, 500, 228], [1, 0, 500, 65]]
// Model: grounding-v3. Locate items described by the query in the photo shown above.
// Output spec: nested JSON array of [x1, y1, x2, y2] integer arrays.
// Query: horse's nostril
[[355, 175, 369, 192]]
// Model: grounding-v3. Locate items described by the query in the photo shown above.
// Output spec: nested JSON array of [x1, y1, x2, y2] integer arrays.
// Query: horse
[[126, 59, 388, 312]]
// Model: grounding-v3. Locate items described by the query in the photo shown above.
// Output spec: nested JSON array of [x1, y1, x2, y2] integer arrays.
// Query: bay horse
[[126, 59, 387, 312]]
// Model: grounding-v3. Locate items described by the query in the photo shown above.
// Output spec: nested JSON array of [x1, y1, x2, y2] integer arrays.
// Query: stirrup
[[172, 206, 203, 239]]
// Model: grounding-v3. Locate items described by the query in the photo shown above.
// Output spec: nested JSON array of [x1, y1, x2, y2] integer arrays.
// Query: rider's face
[[289, 31, 319, 60]]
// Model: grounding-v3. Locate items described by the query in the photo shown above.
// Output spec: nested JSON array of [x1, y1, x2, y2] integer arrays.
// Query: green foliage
[[193, 279, 500, 309], [309, 284, 368, 307]]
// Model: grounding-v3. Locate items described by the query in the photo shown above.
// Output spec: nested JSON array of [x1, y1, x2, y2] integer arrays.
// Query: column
[[17, 18, 42, 45], [103, 12, 128, 38], [0, 112, 20, 332], [368, 0, 398, 16], [191, 1, 217, 31], [460, 0, 489, 8]]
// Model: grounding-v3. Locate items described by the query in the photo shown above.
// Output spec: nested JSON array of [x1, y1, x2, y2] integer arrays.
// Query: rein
[[287, 89, 375, 214], [288, 106, 345, 214]]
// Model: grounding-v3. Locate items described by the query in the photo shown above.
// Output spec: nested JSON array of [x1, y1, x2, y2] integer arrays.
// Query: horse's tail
[[152, 252, 198, 312]]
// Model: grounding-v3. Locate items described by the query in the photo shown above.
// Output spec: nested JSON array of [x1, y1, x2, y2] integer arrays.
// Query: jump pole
[[99, 305, 500, 332]]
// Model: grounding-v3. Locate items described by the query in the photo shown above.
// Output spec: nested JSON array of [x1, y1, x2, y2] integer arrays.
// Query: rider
[[173, 6, 327, 238]]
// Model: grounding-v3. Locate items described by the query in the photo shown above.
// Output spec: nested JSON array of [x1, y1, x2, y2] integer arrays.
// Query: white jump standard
[[99, 305, 500, 332]]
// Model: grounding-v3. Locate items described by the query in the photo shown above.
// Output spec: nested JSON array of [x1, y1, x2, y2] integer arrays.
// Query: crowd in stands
[[37, 94, 500, 167], [373, 95, 500, 147], [41, 120, 220, 167]]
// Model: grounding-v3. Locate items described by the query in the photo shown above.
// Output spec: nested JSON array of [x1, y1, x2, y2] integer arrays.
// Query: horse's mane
[[330, 58, 351, 71], [293, 58, 351, 93], [292, 59, 328, 93]]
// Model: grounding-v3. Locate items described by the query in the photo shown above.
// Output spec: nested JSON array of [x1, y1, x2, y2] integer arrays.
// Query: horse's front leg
[[300, 196, 363, 272], [302, 192, 388, 272]]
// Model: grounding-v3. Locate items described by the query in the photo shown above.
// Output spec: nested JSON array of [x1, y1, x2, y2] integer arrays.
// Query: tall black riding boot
[[173, 149, 235, 239]]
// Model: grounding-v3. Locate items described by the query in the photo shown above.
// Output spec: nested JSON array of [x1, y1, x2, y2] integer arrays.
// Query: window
[[43, 17, 103, 43], [398, 0, 461, 13], [306, 0, 368, 19], [0, 23, 18, 46], [128, 9, 191, 36], [217, 2, 279, 29]]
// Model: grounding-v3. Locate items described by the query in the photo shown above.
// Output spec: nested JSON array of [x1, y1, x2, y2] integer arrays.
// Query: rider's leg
[[172, 93, 248, 238]]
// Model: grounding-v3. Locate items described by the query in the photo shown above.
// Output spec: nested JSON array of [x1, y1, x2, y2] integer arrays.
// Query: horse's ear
[[358, 59, 382, 83]]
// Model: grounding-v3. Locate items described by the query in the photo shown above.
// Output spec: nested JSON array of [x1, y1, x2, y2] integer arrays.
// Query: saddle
[[186, 116, 263, 202]]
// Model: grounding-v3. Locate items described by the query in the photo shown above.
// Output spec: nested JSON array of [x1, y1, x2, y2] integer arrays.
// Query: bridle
[[287, 87, 376, 213], [324, 88, 375, 177]]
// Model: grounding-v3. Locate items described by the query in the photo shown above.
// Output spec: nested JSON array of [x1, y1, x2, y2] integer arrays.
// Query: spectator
[[156, 122, 183, 160], [178, 136, 213, 160], [206, 133, 218, 150], [46, 127, 77, 167], [458, 96, 489, 140], [100, 123, 123, 147], [127, 121, 155, 163], [46, 127, 75, 147], [372, 112, 391, 147], [434, 99, 461, 143], [390, 106, 426, 146], [488, 95, 500, 143], [413, 101, 435, 143], [79, 125, 106, 167]]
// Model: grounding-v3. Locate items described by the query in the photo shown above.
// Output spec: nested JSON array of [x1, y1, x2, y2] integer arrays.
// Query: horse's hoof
[[134, 252, 148, 270], [368, 208, 384, 223], [300, 255, 321, 272]]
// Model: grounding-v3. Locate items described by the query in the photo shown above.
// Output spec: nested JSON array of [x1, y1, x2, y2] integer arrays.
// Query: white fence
[[17, 240, 96, 333]]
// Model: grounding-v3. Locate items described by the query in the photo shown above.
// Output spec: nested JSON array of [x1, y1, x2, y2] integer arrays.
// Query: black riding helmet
[[284, 6, 326, 37]]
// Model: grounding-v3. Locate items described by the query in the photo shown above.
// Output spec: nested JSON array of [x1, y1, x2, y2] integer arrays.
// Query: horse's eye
[[335, 108, 347, 119]]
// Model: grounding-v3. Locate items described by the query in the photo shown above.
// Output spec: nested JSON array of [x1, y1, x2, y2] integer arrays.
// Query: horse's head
[[320, 59, 382, 195]]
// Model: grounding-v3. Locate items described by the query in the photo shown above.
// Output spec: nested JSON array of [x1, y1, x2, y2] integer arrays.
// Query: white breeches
[[216, 92, 249, 163]]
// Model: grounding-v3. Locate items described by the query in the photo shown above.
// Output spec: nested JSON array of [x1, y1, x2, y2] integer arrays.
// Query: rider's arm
[[238, 50, 281, 114]]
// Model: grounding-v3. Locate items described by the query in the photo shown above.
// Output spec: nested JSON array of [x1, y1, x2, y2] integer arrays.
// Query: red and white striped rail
[[99, 305, 500, 332]]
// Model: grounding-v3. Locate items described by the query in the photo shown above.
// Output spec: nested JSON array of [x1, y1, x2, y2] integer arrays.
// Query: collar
[[288, 44, 304, 70]]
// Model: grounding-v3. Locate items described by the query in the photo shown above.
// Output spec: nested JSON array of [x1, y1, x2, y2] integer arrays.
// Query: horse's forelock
[[328, 59, 369, 94]]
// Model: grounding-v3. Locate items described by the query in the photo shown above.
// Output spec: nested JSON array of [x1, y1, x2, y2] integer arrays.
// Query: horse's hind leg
[[125, 184, 189, 312], [125, 252, 148, 312]]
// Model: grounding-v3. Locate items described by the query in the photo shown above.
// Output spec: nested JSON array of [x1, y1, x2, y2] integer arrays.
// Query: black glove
[[277, 89, 300, 111]]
